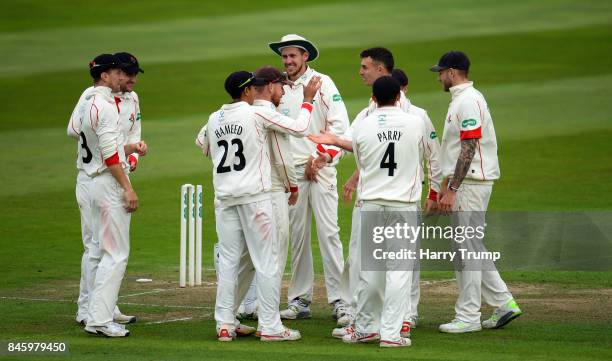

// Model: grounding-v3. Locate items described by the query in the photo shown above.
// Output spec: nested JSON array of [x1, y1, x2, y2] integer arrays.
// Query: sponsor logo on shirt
[[136, 112, 141, 121], [461, 119, 477, 128], [430, 131, 437, 139], [332, 94, 342, 102], [281, 109, 290, 116], [377, 114, 387, 125]]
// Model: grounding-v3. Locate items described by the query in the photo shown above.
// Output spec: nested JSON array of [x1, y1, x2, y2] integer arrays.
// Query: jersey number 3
[[79, 131, 93, 164], [217, 139, 246, 173], [380, 142, 397, 176]]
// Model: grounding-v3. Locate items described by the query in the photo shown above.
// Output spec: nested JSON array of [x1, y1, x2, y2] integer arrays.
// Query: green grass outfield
[[1, 0, 611, 360]]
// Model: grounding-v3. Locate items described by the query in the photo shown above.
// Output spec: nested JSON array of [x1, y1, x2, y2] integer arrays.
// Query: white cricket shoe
[[439, 319, 482, 333], [280, 298, 311, 320], [217, 325, 236, 342], [380, 337, 411, 348], [407, 316, 418, 329], [85, 322, 130, 337], [342, 331, 380, 344], [331, 325, 354, 339], [113, 313, 137, 324], [260, 327, 301, 342], [482, 299, 523, 329], [235, 323, 256, 337], [400, 320, 411, 338], [332, 300, 349, 323]]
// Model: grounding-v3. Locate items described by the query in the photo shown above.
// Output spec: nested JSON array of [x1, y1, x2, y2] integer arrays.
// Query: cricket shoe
[[342, 331, 380, 344], [439, 319, 482, 333], [236, 303, 258, 320], [113, 313, 137, 325], [407, 316, 418, 329], [482, 299, 523, 329], [332, 325, 354, 339], [85, 322, 129, 337], [255, 326, 262, 338], [400, 320, 411, 338], [235, 324, 256, 337], [332, 300, 351, 326], [260, 327, 301, 342], [280, 298, 311, 320], [380, 338, 411, 348], [217, 326, 236, 342]]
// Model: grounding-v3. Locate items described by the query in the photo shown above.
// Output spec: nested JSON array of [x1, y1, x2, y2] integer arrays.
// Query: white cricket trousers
[[354, 202, 417, 342], [288, 165, 345, 304], [216, 192, 290, 319], [75, 171, 96, 320], [214, 199, 284, 334], [87, 172, 131, 326], [452, 182, 513, 323], [340, 202, 362, 317]]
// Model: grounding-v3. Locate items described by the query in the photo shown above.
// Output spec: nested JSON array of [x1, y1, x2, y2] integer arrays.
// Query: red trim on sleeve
[[290, 186, 298, 193], [301, 102, 313, 112], [316, 144, 338, 161], [428, 189, 438, 201], [105, 152, 120, 166], [326, 149, 339, 158], [460, 127, 482, 140], [128, 154, 138, 166]]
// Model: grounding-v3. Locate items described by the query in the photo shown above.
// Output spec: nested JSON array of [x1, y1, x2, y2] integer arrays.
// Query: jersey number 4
[[217, 139, 246, 173], [380, 142, 397, 176], [79, 131, 93, 164]]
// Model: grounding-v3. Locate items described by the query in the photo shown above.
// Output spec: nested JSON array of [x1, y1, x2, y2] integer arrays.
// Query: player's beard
[[286, 62, 306, 80]]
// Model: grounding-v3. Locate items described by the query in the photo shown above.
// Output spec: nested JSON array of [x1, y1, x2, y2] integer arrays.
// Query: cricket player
[[336, 48, 442, 338], [67, 54, 146, 328], [431, 51, 522, 333], [71, 54, 142, 337], [243, 66, 301, 322], [309, 76, 424, 347], [113, 52, 146, 173], [197, 69, 321, 342], [269, 34, 350, 322], [203, 71, 261, 337]]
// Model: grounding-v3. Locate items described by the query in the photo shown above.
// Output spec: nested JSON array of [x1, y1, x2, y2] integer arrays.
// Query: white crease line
[[421, 278, 456, 285], [119, 288, 175, 298], [0, 296, 212, 310], [146, 317, 193, 325]]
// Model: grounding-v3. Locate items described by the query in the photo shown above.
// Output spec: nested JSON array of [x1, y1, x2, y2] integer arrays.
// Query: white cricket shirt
[[353, 106, 425, 204], [440, 82, 500, 181]]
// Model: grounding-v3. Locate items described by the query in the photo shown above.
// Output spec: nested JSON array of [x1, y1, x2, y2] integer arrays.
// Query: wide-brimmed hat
[[268, 34, 319, 62]]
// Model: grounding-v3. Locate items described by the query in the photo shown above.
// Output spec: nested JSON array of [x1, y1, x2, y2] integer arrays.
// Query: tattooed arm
[[439, 138, 477, 212]]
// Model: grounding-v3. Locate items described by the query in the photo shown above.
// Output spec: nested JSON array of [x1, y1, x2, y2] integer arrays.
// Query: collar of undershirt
[[291, 66, 314, 87], [449, 81, 474, 100], [253, 99, 275, 109], [221, 101, 249, 110]]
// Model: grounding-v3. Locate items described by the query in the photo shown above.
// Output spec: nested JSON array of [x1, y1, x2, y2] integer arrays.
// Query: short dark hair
[[391, 68, 408, 87], [372, 76, 400, 106], [360, 47, 394, 73], [253, 66, 288, 91]]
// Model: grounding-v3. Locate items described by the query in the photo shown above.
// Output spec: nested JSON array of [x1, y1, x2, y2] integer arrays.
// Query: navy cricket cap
[[372, 75, 400, 105], [430, 51, 470, 72], [89, 53, 121, 78], [224, 71, 267, 99], [115, 52, 144, 75]]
